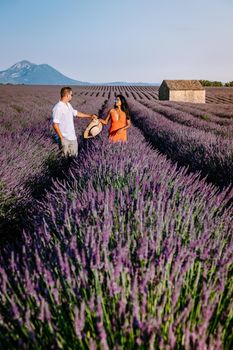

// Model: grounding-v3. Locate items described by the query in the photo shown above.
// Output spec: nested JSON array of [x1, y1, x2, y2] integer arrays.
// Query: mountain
[[0, 60, 89, 85], [0, 60, 159, 86]]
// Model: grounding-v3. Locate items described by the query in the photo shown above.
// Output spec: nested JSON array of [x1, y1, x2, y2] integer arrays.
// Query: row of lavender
[[75, 86, 233, 130], [72, 85, 233, 107], [137, 100, 233, 136], [157, 100, 233, 121], [128, 99, 233, 188], [0, 85, 231, 228], [0, 97, 233, 349], [78, 85, 233, 108], [0, 86, 107, 242]]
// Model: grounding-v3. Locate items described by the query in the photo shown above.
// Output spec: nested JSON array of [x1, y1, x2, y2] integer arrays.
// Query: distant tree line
[[225, 81, 233, 87], [199, 80, 233, 87]]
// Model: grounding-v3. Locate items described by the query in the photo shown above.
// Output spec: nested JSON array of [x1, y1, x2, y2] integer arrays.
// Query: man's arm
[[53, 123, 64, 142], [77, 111, 97, 119]]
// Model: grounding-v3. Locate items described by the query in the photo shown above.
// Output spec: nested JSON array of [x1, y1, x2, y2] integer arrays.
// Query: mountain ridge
[[0, 60, 159, 86], [0, 60, 89, 85]]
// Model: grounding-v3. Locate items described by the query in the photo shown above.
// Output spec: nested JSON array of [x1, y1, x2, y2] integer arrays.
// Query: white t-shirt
[[52, 101, 78, 141]]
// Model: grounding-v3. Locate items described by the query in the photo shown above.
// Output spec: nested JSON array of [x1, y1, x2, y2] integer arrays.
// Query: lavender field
[[0, 85, 232, 349]]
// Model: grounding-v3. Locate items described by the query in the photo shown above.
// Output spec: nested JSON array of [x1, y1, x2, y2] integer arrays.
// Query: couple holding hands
[[52, 87, 131, 157]]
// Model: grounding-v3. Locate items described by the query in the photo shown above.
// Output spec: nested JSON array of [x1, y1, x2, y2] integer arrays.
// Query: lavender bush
[[0, 86, 232, 349], [0, 95, 232, 349], [0, 86, 106, 242], [159, 101, 233, 125], [138, 100, 233, 137], [128, 99, 233, 188]]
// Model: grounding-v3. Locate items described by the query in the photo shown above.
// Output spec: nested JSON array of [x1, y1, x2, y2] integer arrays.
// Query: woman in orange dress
[[100, 95, 131, 142]]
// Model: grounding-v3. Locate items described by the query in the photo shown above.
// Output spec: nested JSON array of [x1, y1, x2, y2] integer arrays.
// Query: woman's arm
[[113, 119, 131, 134], [99, 110, 111, 125], [125, 119, 131, 129]]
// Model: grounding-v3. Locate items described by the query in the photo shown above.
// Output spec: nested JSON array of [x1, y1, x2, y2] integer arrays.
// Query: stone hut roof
[[161, 80, 204, 90]]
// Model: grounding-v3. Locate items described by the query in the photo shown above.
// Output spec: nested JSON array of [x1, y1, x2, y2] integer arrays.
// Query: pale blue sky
[[0, 0, 232, 83]]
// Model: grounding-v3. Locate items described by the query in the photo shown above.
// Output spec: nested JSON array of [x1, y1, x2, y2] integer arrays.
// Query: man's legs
[[61, 138, 78, 157], [68, 139, 78, 156]]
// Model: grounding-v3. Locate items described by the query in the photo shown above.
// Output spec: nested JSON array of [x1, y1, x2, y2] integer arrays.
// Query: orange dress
[[109, 110, 127, 143]]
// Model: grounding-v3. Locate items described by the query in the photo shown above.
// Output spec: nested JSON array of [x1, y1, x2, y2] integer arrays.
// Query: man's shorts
[[61, 138, 78, 157]]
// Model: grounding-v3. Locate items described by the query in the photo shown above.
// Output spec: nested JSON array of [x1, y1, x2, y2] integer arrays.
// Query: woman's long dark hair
[[115, 94, 130, 120]]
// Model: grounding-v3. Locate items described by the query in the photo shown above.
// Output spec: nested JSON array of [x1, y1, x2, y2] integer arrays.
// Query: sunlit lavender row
[[159, 101, 233, 123], [137, 100, 233, 137], [128, 99, 233, 188], [0, 93, 232, 349]]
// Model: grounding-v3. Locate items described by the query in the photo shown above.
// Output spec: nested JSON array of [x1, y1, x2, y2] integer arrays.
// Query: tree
[[199, 80, 223, 87], [225, 81, 233, 87]]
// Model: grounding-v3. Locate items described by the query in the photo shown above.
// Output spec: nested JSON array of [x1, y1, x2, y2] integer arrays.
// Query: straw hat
[[84, 119, 103, 139]]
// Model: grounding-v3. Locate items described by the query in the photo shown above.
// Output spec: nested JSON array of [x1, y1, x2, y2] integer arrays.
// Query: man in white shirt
[[52, 86, 96, 156]]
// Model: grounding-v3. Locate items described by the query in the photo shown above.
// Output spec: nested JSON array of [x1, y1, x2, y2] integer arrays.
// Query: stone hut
[[159, 80, 205, 103]]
